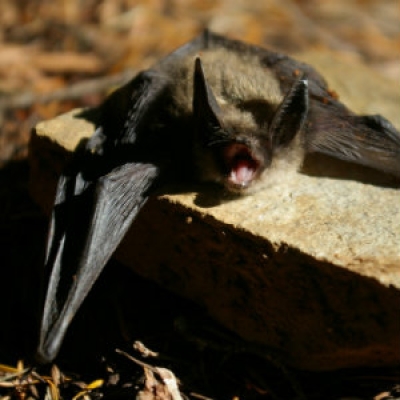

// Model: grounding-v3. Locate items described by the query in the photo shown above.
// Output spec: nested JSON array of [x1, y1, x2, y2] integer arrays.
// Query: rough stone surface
[[29, 53, 400, 371]]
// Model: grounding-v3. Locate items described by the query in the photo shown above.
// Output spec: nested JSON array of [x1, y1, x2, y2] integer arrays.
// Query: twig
[[117, 348, 184, 400], [189, 393, 214, 400], [0, 69, 134, 111], [115, 349, 156, 371]]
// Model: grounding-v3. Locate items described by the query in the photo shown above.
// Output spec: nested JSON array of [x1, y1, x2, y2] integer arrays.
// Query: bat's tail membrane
[[36, 162, 158, 364]]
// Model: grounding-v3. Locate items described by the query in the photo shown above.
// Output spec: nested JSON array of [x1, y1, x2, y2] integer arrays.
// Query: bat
[[36, 30, 400, 364]]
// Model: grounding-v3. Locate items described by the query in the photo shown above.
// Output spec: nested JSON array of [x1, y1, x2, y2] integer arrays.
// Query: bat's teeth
[[223, 142, 260, 189], [230, 159, 256, 185]]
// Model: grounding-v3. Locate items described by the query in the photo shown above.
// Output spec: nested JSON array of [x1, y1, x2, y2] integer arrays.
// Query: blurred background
[[0, 0, 398, 164], [0, 1, 398, 399]]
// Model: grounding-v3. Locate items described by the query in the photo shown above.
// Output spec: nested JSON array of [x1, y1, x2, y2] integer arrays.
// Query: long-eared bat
[[36, 30, 400, 364]]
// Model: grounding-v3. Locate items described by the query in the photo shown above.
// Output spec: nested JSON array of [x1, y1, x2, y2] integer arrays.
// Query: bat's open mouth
[[222, 143, 261, 190]]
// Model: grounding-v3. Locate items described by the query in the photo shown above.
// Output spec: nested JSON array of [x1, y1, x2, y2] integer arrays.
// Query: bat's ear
[[193, 57, 224, 134], [269, 77, 309, 148]]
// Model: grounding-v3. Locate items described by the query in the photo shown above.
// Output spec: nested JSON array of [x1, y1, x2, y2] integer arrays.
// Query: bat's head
[[192, 57, 309, 194]]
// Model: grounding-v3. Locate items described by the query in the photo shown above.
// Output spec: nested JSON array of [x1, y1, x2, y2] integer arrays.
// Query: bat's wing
[[37, 160, 158, 363], [37, 69, 167, 364], [305, 106, 400, 178]]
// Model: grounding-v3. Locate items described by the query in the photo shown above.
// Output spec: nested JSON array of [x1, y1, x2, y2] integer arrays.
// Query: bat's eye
[[222, 143, 261, 188]]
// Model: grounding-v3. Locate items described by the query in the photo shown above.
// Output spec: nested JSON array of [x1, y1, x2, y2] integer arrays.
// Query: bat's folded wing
[[37, 161, 158, 363], [307, 113, 400, 177]]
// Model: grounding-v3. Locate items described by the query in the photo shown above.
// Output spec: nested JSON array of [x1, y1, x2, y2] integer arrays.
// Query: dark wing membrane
[[37, 162, 158, 363], [306, 111, 400, 177], [37, 56, 170, 363], [99, 70, 168, 147]]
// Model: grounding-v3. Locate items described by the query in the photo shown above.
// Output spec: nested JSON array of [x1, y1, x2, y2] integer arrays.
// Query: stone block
[[29, 52, 400, 371]]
